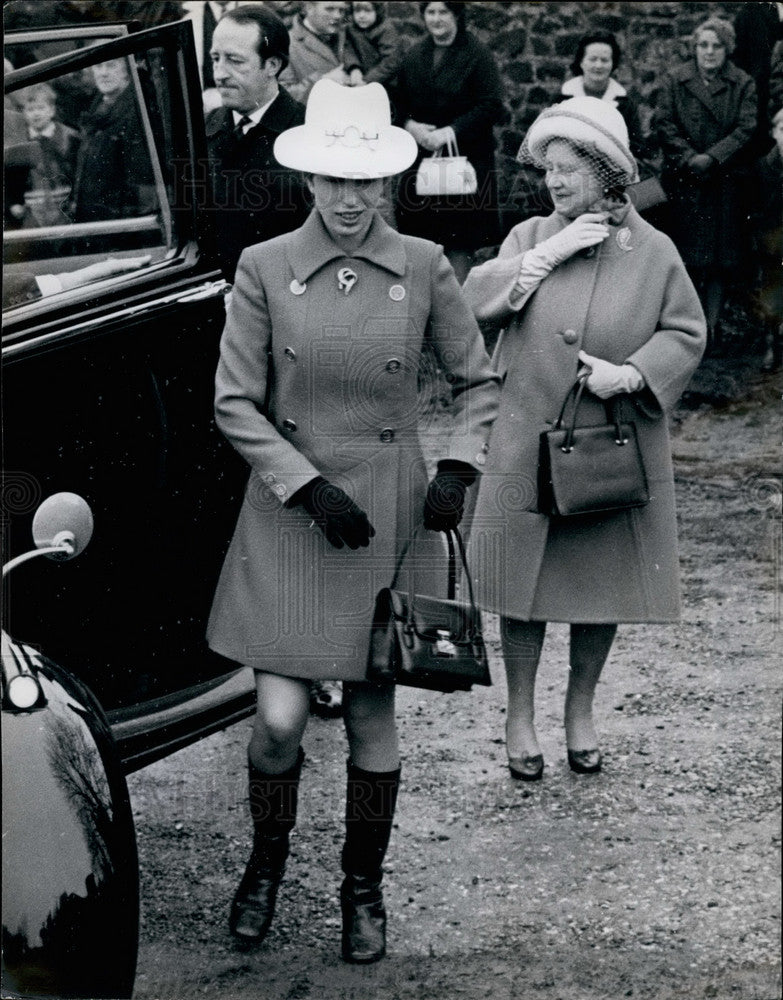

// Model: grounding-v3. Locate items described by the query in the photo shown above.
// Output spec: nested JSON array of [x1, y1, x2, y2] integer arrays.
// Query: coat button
[[263, 473, 277, 484], [562, 328, 579, 345], [273, 483, 287, 498], [379, 428, 395, 443], [385, 358, 401, 373], [282, 419, 297, 431], [284, 347, 297, 361]]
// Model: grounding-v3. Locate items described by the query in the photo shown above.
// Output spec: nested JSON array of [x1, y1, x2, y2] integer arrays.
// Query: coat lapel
[[681, 64, 731, 121], [286, 213, 407, 284]]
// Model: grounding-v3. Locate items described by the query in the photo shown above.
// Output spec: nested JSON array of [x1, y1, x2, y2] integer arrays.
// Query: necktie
[[234, 115, 252, 139]]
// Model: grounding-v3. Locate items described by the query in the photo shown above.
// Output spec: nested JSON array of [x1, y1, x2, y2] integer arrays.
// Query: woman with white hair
[[654, 16, 757, 350], [463, 96, 706, 783], [207, 78, 498, 963]]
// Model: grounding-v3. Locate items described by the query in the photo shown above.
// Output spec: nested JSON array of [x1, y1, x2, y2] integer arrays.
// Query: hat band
[[534, 106, 634, 174], [325, 126, 379, 150]]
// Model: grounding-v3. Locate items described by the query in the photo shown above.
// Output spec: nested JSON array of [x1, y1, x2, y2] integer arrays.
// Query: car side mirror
[[3, 493, 94, 580], [32, 492, 94, 560]]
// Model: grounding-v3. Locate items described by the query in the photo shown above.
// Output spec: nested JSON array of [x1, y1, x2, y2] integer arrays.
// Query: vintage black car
[[3, 21, 257, 997]]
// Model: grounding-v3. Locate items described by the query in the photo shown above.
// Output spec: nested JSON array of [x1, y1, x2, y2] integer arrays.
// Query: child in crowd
[[346, 2, 403, 87], [13, 83, 79, 227]]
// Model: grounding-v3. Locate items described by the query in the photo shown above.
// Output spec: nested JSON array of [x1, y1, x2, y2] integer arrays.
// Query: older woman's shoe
[[567, 749, 602, 774], [508, 754, 544, 781]]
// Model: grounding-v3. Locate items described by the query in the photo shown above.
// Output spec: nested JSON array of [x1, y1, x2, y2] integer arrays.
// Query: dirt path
[[129, 361, 781, 1000]]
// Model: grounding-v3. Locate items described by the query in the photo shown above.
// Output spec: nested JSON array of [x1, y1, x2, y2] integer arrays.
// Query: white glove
[[578, 350, 645, 399], [509, 213, 610, 308], [537, 213, 610, 267]]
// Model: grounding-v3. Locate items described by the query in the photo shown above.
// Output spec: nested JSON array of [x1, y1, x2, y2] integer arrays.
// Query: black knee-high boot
[[340, 760, 401, 964], [229, 748, 304, 943]]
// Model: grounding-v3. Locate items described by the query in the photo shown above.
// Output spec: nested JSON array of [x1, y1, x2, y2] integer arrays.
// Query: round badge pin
[[389, 284, 405, 301], [290, 279, 306, 295]]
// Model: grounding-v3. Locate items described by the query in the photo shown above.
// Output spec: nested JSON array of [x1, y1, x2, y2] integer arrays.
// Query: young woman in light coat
[[463, 97, 706, 782], [207, 79, 499, 963]]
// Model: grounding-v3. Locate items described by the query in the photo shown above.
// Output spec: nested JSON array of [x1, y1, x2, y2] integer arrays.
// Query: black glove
[[423, 460, 478, 532], [292, 476, 375, 550]]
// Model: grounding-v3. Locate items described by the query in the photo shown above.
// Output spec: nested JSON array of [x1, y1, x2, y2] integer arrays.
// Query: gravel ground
[[129, 344, 781, 1000]]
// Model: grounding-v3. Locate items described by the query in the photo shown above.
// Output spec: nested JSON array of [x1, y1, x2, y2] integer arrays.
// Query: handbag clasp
[[434, 629, 457, 657]]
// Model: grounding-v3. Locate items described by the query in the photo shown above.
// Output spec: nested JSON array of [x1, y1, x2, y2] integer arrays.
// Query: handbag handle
[[554, 370, 627, 453], [389, 526, 482, 637], [430, 135, 460, 159]]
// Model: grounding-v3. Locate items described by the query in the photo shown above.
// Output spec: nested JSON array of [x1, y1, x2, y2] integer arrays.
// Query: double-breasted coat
[[654, 60, 757, 269], [207, 211, 500, 679], [392, 28, 505, 253], [462, 206, 706, 624]]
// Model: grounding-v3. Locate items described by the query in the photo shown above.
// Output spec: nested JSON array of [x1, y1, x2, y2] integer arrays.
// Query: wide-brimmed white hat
[[520, 95, 638, 185], [274, 79, 417, 179]]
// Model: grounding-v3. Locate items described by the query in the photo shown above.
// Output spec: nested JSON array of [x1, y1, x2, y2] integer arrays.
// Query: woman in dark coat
[[462, 96, 706, 782], [654, 16, 757, 344], [207, 79, 499, 963], [393, 1, 505, 282]]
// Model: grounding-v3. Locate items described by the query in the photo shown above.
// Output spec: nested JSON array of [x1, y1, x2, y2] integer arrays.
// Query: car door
[[3, 21, 254, 770]]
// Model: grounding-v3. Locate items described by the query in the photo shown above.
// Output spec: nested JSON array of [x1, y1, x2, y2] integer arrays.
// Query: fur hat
[[274, 79, 417, 179], [521, 95, 639, 186]]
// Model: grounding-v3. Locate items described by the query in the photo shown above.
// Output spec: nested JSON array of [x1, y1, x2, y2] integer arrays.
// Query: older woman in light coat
[[463, 97, 706, 782], [207, 79, 498, 963]]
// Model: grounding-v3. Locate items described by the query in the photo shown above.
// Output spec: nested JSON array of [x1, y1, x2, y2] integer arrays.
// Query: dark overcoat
[[207, 211, 500, 679], [392, 28, 504, 252], [462, 207, 706, 624], [206, 89, 309, 283], [654, 60, 757, 269], [71, 86, 154, 222]]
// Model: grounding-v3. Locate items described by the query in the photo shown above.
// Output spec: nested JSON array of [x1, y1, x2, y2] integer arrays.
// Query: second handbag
[[538, 370, 650, 517], [414, 136, 478, 197]]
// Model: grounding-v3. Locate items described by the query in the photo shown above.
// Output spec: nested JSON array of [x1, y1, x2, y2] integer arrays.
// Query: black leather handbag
[[538, 371, 650, 517], [366, 528, 491, 693]]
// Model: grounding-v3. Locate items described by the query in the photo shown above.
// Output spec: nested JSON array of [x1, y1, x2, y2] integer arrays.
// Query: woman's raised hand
[[539, 213, 610, 265]]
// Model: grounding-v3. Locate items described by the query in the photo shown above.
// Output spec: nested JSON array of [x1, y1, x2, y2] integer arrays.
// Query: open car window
[[3, 24, 194, 315]]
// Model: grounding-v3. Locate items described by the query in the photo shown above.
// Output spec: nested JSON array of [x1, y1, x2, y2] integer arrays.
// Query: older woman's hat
[[521, 95, 639, 185], [274, 79, 417, 179]]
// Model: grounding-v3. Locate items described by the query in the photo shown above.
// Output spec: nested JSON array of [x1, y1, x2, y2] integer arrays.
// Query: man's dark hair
[[221, 6, 291, 75]]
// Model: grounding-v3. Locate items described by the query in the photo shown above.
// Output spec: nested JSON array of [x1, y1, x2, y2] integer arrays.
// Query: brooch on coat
[[616, 227, 633, 252], [337, 267, 358, 295]]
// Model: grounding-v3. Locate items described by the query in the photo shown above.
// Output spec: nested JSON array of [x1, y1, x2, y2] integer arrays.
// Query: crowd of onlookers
[[4, 1, 782, 370]]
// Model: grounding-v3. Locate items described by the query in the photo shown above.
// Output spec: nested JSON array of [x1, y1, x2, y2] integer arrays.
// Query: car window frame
[[3, 21, 217, 339]]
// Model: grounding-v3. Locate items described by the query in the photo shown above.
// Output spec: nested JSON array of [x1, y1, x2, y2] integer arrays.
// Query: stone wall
[[272, 1, 747, 232]]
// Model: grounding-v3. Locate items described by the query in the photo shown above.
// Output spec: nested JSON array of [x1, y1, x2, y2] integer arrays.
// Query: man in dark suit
[[206, 5, 309, 281]]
